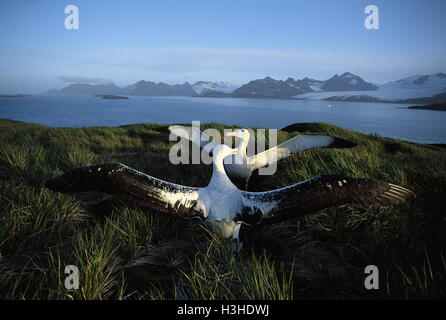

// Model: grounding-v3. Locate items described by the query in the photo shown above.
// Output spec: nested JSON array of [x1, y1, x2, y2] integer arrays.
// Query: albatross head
[[226, 129, 250, 155], [227, 128, 250, 143]]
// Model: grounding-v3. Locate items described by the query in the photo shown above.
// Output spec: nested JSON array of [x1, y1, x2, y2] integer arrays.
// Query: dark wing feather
[[240, 174, 415, 225], [45, 163, 203, 218]]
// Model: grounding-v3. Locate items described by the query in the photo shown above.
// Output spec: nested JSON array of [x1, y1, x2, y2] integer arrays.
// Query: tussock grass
[[0, 118, 445, 299]]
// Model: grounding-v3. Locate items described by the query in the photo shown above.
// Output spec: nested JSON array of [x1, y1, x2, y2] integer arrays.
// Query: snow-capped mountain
[[380, 73, 446, 91], [295, 73, 446, 102], [192, 81, 238, 94], [285, 77, 324, 92], [232, 77, 306, 98], [321, 72, 378, 91]]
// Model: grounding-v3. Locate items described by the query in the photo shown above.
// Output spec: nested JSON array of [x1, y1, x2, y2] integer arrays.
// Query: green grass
[[0, 118, 445, 299]]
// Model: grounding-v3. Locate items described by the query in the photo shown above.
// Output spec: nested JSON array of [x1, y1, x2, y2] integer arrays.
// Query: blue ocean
[[1, 95, 445, 144]]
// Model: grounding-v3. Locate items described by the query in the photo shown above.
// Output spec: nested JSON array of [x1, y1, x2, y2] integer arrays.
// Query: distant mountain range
[[45, 80, 238, 97], [231, 72, 378, 98], [44, 72, 446, 103], [45, 81, 198, 97]]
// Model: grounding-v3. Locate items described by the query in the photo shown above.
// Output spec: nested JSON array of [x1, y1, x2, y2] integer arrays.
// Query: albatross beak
[[226, 131, 245, 141]]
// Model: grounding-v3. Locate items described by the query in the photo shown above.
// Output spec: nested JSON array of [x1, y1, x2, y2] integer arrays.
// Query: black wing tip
[[44, 163, 124, 193], [151, 125, 171, 134], [44, 173, 74, 193], [327, 137, 357, 149], [152, 124, 188, 134]]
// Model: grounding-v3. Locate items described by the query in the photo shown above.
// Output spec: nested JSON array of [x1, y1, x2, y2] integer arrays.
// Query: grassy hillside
[[0, 118, 445, 299]]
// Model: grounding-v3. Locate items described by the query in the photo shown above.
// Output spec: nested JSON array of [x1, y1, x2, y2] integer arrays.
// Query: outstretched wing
[[249, 135, 356, 171], [168, 125, 218, 154], [239, 174, 415, 225], [45, 163, 204, 218]]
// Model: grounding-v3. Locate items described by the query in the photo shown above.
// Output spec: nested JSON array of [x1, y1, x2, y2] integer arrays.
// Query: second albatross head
[[226, 129, 250, 152]]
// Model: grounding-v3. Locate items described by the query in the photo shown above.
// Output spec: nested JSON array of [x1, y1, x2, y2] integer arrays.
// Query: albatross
[[45, 143, 415, 250], [168, 125, 356, 189]]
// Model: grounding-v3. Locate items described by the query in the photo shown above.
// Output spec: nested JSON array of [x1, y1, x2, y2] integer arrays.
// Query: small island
[[0, 94, 30, 98], [408, 103, 446, 111], [94, 94, 129, 99]]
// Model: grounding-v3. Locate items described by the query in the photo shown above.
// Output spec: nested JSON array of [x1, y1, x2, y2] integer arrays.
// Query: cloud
[[58, 76, 114, 85]]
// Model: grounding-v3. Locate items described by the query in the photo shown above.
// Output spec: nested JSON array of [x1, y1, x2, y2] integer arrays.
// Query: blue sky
[[1, 0, 445, 93]]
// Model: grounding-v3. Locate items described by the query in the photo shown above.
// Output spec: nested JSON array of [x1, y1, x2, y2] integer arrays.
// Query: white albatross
[[45, 144, 415, 250], [168, 125, 356, 189]]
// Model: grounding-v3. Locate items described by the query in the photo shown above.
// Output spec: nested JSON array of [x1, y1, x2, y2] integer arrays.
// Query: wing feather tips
[[384, 183, 415, 203], [350, 179, 415, 207]]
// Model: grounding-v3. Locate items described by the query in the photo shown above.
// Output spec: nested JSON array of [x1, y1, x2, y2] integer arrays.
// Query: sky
[[0, 0, 445, 93]]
